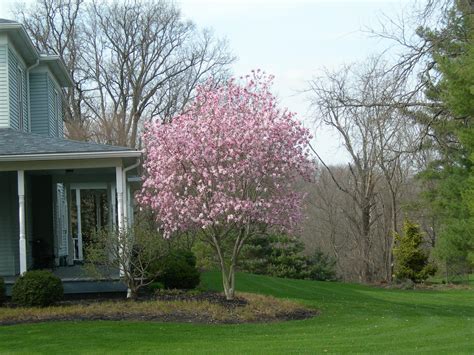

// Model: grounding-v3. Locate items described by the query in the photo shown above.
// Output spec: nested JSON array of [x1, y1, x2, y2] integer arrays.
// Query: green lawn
[[0, 272, 473, 354]]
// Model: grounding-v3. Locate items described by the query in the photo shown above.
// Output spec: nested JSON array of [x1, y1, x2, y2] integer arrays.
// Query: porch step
[[4, 279, 127, 296], [62, 280, 127, 294]]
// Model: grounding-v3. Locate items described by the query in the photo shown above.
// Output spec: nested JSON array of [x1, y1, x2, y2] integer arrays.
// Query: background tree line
[[303, 0, 473, 283]]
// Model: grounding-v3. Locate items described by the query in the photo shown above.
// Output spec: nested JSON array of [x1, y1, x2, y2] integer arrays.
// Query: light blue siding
[[0, 45, 8, 127], [29, 72, 49, 136], [8, 47, 28, 131], [58, 92, 64, 137], [29, 72, 64, 138], [0, 172, 19, 276], [47, 75, 63, 138]]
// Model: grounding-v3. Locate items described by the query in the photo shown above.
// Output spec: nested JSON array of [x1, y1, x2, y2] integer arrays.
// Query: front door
[[31, 176, 54, 268], [70, 185, 111, 262]]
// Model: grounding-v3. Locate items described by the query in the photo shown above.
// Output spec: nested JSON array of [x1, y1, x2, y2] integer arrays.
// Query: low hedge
[[12, 270, 63, 307]]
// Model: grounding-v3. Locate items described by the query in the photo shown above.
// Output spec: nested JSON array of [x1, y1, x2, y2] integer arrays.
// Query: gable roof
[[0, 18, 73, 87], [0, 129, 141, 160]]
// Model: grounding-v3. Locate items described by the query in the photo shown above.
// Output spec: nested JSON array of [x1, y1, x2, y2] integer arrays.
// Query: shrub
[[306, 249, 338, 281], [147, 281, 164, 293], [12, 270, 63, 307], [240, 234, 338, 281], [393, 220, 437, 283], [0, 277, 5, 306], [192, 240, 218, 271], [240, 234, 307, 277], [152, 250, 200, 289]]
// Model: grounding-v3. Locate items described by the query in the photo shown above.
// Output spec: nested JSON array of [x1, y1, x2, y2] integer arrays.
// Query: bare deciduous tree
[[15, 0, 91, 140], [15, 0, 235, 146], [307, 58, 419, 282]]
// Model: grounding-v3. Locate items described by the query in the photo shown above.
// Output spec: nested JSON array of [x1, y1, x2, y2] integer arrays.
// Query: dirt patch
[[0, 291, 318, 326]]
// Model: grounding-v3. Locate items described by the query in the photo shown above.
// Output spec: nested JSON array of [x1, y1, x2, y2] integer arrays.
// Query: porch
[[0, 128, 141, 293]]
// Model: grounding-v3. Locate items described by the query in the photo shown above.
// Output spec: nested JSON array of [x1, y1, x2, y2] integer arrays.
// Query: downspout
[[26, 59, 40, 132]]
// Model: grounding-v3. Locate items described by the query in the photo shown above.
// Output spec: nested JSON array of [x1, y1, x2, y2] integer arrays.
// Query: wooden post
[[18, 170, 27, 274]]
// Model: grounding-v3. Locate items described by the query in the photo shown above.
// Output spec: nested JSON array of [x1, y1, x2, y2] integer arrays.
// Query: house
[[0, 19, 141, 293]]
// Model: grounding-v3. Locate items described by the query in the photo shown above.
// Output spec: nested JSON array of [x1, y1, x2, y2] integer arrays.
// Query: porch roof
[[0, 129, 141, 161]]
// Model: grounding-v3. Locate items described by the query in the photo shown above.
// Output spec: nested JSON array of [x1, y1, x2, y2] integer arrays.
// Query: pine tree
[[393, 221, 437, 283], [417, 1, 474, 268]]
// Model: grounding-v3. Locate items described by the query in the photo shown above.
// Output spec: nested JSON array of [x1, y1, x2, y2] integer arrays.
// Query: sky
[[0, 0, 414, 164]]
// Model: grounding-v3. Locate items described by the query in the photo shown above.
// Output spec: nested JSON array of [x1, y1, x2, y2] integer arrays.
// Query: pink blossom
[[138, 72, 313, 237]]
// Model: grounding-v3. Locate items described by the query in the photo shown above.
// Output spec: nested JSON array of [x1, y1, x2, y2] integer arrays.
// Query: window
[[17, 67, 24, 131]]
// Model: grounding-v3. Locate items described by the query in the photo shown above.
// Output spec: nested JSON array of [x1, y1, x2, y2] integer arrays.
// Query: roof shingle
[[0, 128, 136, 156]]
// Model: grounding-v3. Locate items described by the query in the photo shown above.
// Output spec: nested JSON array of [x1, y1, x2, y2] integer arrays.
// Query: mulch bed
[[154, 290, 249, 309], [0, 291, 318, 326]]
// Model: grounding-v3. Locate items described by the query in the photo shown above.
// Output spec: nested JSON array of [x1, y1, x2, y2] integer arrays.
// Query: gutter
[[0, 150, 142, 162]]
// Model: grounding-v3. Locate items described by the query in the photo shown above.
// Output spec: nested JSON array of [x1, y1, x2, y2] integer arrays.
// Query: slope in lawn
[[0, 272, 472, 354]]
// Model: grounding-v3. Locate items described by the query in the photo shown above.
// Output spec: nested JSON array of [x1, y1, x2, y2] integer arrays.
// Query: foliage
[[416, 0, 474, 272], [240, 234, 337, 281], [11, 270, 63, 307], [393, 221, 437, 283], [259, 235, 308, 279], [139, 71, 312, 299], [306, 249, 338, 281], [147, 282, 165, 293], [192, 239, 218, 271], [85, 216, 167, 298], [150, 250, 201, 290], [0, 277, 5, 307]]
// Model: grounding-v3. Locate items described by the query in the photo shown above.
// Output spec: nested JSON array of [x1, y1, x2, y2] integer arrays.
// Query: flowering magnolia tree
[[139, 71, 312, 299]]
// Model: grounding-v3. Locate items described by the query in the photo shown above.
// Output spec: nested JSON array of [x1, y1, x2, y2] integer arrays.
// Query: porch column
[[17, 170, 27, 274], [115, 166, 124, 230], [75, 189, 83, 261]]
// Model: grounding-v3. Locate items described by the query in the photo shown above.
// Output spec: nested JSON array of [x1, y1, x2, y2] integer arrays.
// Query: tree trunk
[[127, 288, 134, 299], [221, 265, 236, 300]]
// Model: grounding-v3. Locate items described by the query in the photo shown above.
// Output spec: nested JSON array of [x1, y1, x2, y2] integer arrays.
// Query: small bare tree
[[85, 221, 166, 299]]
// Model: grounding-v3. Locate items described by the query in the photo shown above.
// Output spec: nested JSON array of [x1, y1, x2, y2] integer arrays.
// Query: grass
[[0, 271, 473, 354]]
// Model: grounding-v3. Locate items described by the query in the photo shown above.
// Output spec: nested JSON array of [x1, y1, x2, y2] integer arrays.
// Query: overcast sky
[[0, 0, 414, 163]]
